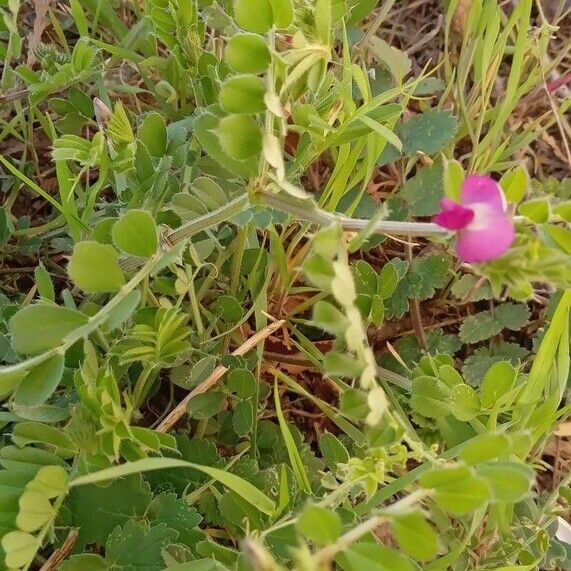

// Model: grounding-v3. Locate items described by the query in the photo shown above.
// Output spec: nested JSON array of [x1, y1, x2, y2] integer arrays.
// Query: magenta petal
[[456, 215, 515, 263], [461, 175, 506, 213], [434, 202, 474, 230]]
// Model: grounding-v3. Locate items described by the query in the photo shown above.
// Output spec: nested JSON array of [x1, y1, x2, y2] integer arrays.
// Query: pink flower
[[434, 175, 515, 263]]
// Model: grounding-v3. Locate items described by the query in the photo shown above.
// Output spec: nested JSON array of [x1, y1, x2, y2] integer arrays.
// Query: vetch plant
[[0, 0, 569, 570]]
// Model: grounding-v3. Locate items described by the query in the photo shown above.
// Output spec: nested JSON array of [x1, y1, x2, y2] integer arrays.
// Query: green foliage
[[297, 505, 341, 545], [385, 254, 450, 318], [398, 164, 444, 216], [0, 1, 568, 570], [459, 303, 530, 343], [9, 305, 88, 355], [398, 109, 458, 156], [225, 34, 271, 73], [112, 210, 158, 257], [68, 242, 125, 293]]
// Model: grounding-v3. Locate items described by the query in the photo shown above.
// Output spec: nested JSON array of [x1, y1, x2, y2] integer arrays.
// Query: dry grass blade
[[27, 0, 52, 64], [157, 319, 286, 432], [39, 530, 79, 571]]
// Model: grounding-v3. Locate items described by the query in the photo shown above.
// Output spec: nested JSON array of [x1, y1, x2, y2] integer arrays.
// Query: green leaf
[[494, 303, 530, 330], [1, 531, 40, 569], [25, 465, 69, 498], [138, 112, 167, 157], [13, 353, 65, 406], [274, 379, 312, 494], [370, 295, 385, 327], [0, 445, 67, 472], [270, 0, 294, 27], [34, 264, 55, 302], [410, 254, 450, 299], [313, 224, 342, 259], [323, 351, 365, 378], [463, 343, 528, 387], [193, 110, 257, 178], [219, 489, 264, 530], [0, 207, 13, 245], [233, 0, 273, 32], [187, 391, 225, 419], [341, 543, 417, 571], [369, 37, 411, 84], [459, 313, 501, 344], [70, 458, 275, 515], [68, 241, 125, 293], [211, 295, 244, 322], [297, 505, 341, 545], [314, 0, 331, 44], [399, 163, 444, 216], [358, 115, 402, 152], [312, 301, 349, 335], [12, 422, 76, 457], [164, 560, 227, 571], [68, 475, 153, 546], [9, 305, 89, 355], [16, 490, 54, 532], [519, 198, 549, 222], [172, 357, 216, 390], [303, 253, 335, 290], [219, 76, 266, 114], [147, 492, 203, 548], [217, 115, 262, 160], [411, 376, 452, 418], [420, 465, 490, 514], [378, 263, 398, 299], [112, 210, 158, 257], [451, 274, 492, 301], [233, 400, 253, 436], [500, 165, 528, 204], [106, 520, 177, 571], [554, 200, 571, 221], [391, 511, 438, 561], [480, 361, 517, 408], [227, 369, 256, 399], [444, 158, 464, 201], [353, 260, 378, 295], [398, 109, 458, 156], [60, 554, 109, 571], [451, 384, 480, 421], [107, 101, 134, 145], [438, 365, 463, 388], [319, 432, 349, 467], [545, 224, 571, 254], [459, 433, 511, 465], [340, 389, 369, 420], [225, 34, 271, 73], [104, 290, 141, 331], [476, 462, 533, 502]]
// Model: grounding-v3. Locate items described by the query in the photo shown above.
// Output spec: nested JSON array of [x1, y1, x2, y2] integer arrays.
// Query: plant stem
[[166, 194, 249, 244], [257, 190, 448, 235]]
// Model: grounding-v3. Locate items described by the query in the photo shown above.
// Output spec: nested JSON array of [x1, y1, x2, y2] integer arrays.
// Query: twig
[[0, 89, 29, 107], [407, 15, 443, 55], [39, 530, 79, 571], [156, 319, 286, 432]]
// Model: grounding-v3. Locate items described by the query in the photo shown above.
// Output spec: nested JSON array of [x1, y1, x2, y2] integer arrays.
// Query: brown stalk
[[156, 319, 286, 433], [39, 530, 79, 571]]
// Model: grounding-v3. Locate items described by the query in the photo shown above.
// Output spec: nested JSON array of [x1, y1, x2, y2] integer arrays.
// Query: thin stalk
[[166, 194, 248, 244], [258, 191, 447, 236]]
